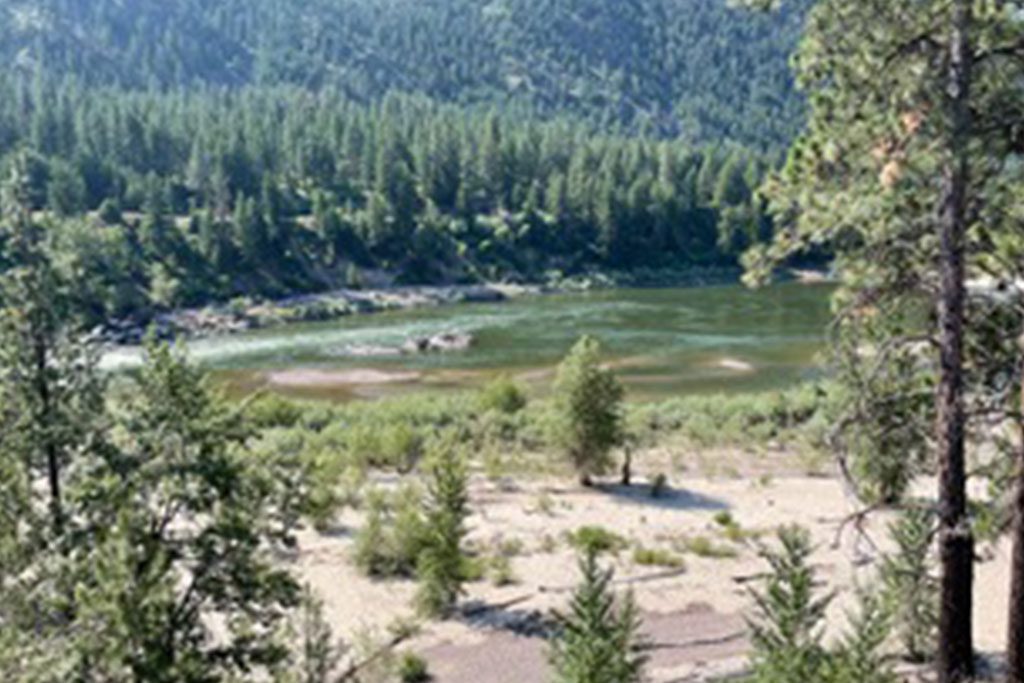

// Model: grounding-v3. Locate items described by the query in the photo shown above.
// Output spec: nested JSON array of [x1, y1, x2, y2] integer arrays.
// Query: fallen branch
[[640, 630, 747, 652], [539, 567, 687, 594], [335, 631, 413, 682]]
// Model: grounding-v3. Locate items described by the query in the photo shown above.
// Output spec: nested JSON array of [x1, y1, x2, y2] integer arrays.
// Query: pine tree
[[743, 2, 1024, 678], [551, 336, 624, 486], [415, 434, 469, 618], [880, 506, 939, 663], [67, 339, 304, 681], [548, 547, 647, 683], [746, 526, 832, 683], [0, 161, 105, 537], [826, 592, 897, 683]]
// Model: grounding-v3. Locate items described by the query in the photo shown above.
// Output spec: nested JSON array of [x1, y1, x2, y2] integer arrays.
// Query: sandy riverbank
[[289, 446, 1009, 682]]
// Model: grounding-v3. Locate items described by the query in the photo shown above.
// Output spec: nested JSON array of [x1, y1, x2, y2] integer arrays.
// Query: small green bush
[[398, 653, 431, 683], [352, 487, 428, 578], [478, 375, 528, 414], [247, 394, 305, 429], [487, 554, 519, 586], [632, 546, 685, 569], [380, 423, 424, 471], [677, 535, 739, 559], [567, 526, 628, 556]]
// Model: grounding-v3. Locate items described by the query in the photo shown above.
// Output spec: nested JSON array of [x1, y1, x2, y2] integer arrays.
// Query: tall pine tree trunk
[[1008, 334, 1024, 682], [936, 1, 974, 679]]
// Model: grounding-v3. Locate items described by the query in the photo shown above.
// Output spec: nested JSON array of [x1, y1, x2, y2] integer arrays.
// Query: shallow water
[[104, 283, 834, 402]]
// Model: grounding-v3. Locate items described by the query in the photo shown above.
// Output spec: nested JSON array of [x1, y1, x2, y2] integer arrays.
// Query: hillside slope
[[0, 0, 807, 147]]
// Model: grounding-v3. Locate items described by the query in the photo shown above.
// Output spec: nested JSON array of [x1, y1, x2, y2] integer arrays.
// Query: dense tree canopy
[[0, 0, 808, 148], [0, 79, 778, 325]]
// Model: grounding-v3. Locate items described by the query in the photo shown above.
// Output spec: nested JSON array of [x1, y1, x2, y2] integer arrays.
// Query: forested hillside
[[0, 0, 807, 147], [0, 81, 771, 324], [0, 0, 811, 325]]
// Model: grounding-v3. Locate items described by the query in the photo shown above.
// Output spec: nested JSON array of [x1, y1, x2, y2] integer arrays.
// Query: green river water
[[105, 282, 834, 402]]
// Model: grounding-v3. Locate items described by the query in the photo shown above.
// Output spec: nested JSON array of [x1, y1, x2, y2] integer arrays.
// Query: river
[[104, 282, 834, 402]]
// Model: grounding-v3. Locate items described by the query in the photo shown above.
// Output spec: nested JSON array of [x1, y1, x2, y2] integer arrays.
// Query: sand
[[266, 368, 422, 387], [289, 451, 1011, 681]]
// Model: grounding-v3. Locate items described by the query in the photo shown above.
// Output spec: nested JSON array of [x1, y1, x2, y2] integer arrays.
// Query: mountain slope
[[0, 0, 807, 147]]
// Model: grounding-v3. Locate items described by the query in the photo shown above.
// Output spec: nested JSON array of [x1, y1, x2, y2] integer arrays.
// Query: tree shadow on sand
[[592, 481, 729, 512], [455, 596, 554, 639]]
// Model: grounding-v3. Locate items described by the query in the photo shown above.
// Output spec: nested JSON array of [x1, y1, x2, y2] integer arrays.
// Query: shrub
[[488, 554, 518, 586], [632, 547, 685, 569], [98, 197, 123, 225], [650, 473, 669, 498], [352, 487, 428, 578], [567, 526, 628, 556], [379, 423, 423, 471], [397, 653, 431, 683], [677, 535, 739, 559], [713, 511, 756, 544], [478, 374, 528, 414], [247, 394, 305, 429]]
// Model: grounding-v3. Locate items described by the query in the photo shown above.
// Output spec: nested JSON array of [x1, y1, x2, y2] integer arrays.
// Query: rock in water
[[402, 332, 475, 354]]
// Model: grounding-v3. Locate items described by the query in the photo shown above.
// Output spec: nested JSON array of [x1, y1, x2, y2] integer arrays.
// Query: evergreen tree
[[880, 506, 938, 663], [68, 339, 304, 681], [551, 336, 624, 486], [416, 434, 470, 618], [548, 547, 647, 683], [746, 526, 832, 683], [0, 162, 104, 536], [743, 2, 1024, 677]]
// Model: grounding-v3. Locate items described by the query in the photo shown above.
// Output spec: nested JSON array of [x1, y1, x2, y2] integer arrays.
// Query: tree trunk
[[35, 331, 62, 536], [621, 447, 632, 487], [936, 1, 974, 680], [1007, 335, 1024, 682]]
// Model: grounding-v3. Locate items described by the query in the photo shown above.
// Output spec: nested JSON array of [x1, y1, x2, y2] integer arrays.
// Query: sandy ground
[[290, 450, 1011, 682], [267, 369, 423, 387]]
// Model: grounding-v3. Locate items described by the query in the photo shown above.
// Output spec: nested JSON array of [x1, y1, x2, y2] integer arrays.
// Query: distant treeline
[[0, 79, 783, 324]]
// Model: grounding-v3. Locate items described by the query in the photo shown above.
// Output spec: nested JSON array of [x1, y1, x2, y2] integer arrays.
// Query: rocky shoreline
[[99, 283, 542, 347], [98, 266, 781, 348]]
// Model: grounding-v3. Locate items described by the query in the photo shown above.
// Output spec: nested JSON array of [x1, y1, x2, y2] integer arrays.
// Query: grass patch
[[632, 546, 686, 569], [676, 534, 740, 560], [567, 525, 629, 555]]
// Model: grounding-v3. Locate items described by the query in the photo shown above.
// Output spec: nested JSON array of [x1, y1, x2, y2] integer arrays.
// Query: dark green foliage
[[73, 340, 305, 681], [549, 548, 648, 683], [0, 0, 807, 147], [0, 80, 781, 324], [746, 526, 897, 683], [416, 435, 470, 618], [551, 336, 624, 485], [0, 160, 106, 537], [397, 653, 432, 683], [880, 507, 938, 663], [352, 488, 429, 579], [825, 592, 897, 683], [746, 526, 832, 682], [567, 526, 629, 556]]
